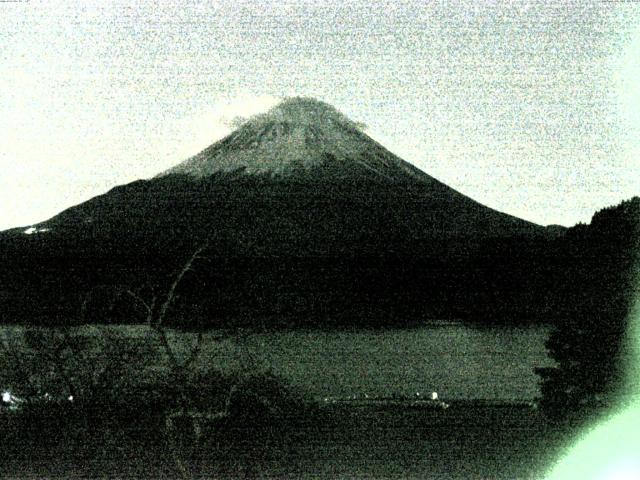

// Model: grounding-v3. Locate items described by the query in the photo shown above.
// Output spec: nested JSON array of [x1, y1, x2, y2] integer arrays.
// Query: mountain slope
[[161, 97, 429, 181], [0, 97, 552, 327], [34, 97, 540, 249]]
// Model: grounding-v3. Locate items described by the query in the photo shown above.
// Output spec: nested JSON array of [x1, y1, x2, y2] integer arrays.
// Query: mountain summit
[[161, 97, 428, 181]]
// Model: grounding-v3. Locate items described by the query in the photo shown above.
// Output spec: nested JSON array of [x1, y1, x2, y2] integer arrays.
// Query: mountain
[[0, 97, 555, 328], [162, 97, 441, 181], [158, 97, 539, 240]]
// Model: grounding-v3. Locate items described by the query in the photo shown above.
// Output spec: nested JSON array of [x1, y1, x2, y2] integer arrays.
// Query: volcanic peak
[[244, 97, 362, 130], [160, 97, 425, 180]]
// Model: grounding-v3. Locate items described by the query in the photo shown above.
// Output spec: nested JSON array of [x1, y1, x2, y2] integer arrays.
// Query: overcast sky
[[1, 0, 639, 230]]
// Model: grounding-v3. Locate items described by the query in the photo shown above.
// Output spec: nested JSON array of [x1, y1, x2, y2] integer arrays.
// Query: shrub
[[0, 326, 160, 402], [0, 326, 312, 478]]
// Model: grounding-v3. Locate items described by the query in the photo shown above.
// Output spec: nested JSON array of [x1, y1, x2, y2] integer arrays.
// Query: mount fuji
[[0, 98, 554, 327]]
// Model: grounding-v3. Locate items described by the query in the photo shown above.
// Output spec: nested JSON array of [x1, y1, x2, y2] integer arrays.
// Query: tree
[[0, 245, 214, 479], [86, 245, 220, 478], [1, 238, 314, 478], [536, 197, 640, 419], [80, 244, 287, 478]]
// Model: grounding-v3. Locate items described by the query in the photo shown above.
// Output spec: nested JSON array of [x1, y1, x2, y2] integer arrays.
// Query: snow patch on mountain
[[159, 97, 426, 181]]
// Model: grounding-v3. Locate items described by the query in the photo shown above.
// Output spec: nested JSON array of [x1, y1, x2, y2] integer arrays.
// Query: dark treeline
[[0, 174, 636, 333], [0, 238, 589, 329], [537, 196, 640, 417]]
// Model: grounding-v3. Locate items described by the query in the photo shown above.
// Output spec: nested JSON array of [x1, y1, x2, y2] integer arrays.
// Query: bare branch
[[51, 332, 78, 399], [164, 415, 192, 480], [147, 295, 157, 325], [79, 293, 91, 324], [80, 284, 158, 324], [182, 332, 204, 371], [152, 324, 180, 371], [155, 244, 208, 328], [123, 289, 153, 317], [77, 244, 210, 480]]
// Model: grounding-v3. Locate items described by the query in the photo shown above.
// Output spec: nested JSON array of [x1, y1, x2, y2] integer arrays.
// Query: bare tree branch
[[81, 245, 209, 374], [152, 326, 181, 372], [182, 332, 204, 371], [80, 284, 157, 325], [51, 331, 78, 399], [78, 244, 213, 479], [123, 289, 154, 319], [155, 244, 208, 328]]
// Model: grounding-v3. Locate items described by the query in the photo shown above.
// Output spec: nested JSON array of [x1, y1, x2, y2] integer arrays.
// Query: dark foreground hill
[[0, 97, 608, 328]]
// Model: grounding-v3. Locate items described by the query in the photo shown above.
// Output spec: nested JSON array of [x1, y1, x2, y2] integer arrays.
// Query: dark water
[[2, 323, 554, 402], [242, 324, 555, 401]]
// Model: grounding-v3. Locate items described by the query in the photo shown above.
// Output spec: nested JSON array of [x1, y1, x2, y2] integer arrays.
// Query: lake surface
[[1, 323, 554, 402], [210, 324, 555, 401]]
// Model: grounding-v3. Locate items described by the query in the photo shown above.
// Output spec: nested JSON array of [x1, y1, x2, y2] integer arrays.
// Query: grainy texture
[[1, 2, 639, 479], [1, 1, 639, 230]]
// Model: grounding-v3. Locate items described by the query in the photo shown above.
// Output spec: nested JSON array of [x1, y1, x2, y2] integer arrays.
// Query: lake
[[0, 322, 564, 480], [1, 323, 554, 402], [202, 323, 555, 401]]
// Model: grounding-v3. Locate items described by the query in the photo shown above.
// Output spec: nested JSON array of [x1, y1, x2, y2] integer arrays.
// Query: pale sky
[[1, 0, 639, 230]]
